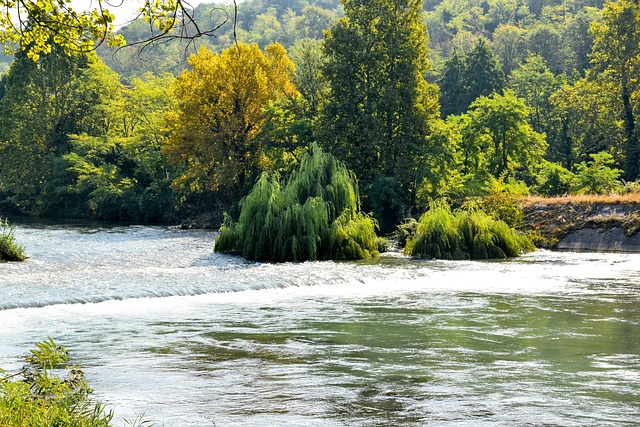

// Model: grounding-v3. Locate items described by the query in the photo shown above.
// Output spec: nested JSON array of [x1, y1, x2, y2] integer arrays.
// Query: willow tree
[[215, 145, 379, 262], [320, 0, 439, 211], [164, 43, 298, 205], [404, 200, 534, 260]]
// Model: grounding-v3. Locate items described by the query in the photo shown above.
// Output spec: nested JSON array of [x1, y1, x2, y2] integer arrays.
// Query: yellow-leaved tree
[[165, 42, 298, 206]]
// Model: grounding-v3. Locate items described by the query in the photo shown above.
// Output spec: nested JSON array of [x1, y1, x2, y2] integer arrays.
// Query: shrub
[[404, 199, 534, 260], [573, 152, 622, 195], [0, 339, 113, 427], [215, 144, 380, 262], [394, 218, 418, 248], [479, 193, 524, 229], [0, 218, 25, 262], [534, 161, 575, 196]]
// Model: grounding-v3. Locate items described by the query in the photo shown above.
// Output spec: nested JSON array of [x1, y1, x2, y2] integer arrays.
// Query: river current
[[1, 223, 639, 426]]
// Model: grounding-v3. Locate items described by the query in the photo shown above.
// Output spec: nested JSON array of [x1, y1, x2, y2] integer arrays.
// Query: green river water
[[0, 223, 638, 425]]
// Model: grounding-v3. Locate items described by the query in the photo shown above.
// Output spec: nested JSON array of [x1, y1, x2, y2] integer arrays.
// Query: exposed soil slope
[[521, 195, 640, 251]]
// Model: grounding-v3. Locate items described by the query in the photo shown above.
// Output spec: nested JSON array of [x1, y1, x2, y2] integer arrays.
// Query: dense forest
[[0, 0, 638, 234]]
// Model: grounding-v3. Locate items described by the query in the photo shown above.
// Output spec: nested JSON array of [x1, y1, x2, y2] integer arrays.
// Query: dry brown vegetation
[[521, 193, 640, 205]]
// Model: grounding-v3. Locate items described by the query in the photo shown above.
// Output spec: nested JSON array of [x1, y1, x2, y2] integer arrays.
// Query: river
[[1, 223, 639, 426]]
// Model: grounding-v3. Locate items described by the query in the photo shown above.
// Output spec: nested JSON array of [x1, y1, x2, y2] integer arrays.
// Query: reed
[[215, 144, 380, 261], [405, 200, 534, 259]]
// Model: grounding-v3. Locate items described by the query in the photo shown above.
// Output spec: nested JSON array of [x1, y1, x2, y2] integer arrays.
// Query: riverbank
[[521, 194, 640, 251]]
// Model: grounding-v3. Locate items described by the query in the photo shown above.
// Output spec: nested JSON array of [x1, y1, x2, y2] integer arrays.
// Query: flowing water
[[1, 223, 639, 426]]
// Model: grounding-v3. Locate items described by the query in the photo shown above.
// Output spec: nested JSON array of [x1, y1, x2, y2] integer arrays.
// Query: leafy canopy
[[165, 42, 298, 205]]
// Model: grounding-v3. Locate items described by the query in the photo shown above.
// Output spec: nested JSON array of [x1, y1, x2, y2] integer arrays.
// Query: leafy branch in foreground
[[0, 217, 25, 261], [0, 338, 113, 426], [0, 0, 237, 61], [215, 144, 381, 262]]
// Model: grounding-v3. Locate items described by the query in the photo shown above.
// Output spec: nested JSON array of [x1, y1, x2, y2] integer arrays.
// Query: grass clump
[[405, 200, 534, 260], [215, 144, 380, 262], [0, 218, 25, 262], [0, 339, 113, 427]]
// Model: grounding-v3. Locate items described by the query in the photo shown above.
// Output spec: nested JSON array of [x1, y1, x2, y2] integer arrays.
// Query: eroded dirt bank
[[521, 197, 640, 251]]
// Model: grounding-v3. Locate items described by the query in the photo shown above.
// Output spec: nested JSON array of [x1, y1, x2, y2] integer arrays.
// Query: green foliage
[[404, 199, 534, 259], [0, 46, 90, 200], [549, 77, 625, 171], [534, 161, 575, 195], [215, 145, 380, 262], [365, 176, 410, 235], [394, 218, 419, 248], [509, 55, 559, 135], [0, 339, 113, 426], [0, 218, 25, 262], [480, 192, 525, 228], [573, 152, 623, 194], [463, 90, 547, 179], [590, 0, 640, 181], [439, 39, 506, 117], [320, 0, 439, 198]]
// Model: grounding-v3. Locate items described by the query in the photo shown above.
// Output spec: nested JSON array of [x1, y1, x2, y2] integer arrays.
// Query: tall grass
[[215, 144, 380, 261], [0, 218, 25, 262], [405, 200, 534, 259]]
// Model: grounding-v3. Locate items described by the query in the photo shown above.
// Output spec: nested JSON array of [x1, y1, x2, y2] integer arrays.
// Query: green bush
[[0, 339, 113, 427], [534, 161, 575, 196], [215, 144, 380, 262], [573, 152, 622, 195], [479, 193, 524, 229], [404, 199, 534, 260], [0, 218, 25, 262]]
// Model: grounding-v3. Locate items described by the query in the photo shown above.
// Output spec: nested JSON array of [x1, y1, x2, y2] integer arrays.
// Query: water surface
[[1, 224, 639, 426]]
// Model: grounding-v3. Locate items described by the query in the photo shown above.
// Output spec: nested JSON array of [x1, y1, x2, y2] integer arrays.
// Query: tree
[[509, 55, 558, 135], [549, 78, 625, 170], [289, 37, 327, 115], [320, 0, 439, 208], [525, 23, 566, 74], [562, 7, 598, 75], [52, 71, 178, 221], [0, 0, 229, 60], [0, 46, 90, 204], [214, 144, 380, 262], [590, 0, 640, 180], [463, 90, 547, 179], [463, 39, 506, 109], [164, 42, 298, 206], [440, 38, 506, 118], [439, 49, 467, 117], [491, 24, 526, 76]]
